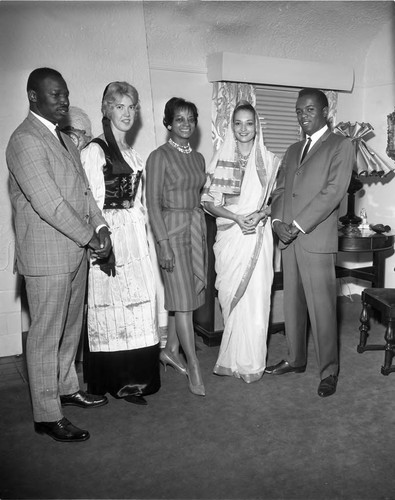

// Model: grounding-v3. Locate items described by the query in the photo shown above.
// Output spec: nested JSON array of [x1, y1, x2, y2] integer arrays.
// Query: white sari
[[202, 103, 280, 382]]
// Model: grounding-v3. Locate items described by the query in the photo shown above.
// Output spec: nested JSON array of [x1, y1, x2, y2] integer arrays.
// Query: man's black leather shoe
[[60, 390, 108, 409], [34, 417, 90, 442], [265, 360, 306, 375], [318, 375, 338, 397]]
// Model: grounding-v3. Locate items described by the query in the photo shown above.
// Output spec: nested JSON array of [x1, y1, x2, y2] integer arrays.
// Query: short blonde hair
[[101, 81, 140, 118]]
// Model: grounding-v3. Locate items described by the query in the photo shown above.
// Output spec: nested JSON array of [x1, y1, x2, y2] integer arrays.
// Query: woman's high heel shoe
[[124, 395, 147, 406], [188, 380, 206, 397], [187, 362, 205, 397], [159, 350, 187, 376]]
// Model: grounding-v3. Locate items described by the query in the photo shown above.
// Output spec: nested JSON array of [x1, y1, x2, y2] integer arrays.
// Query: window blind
[[254, 85, 301, 157]]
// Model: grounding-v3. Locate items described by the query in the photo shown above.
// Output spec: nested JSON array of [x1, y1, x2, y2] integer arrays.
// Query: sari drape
[[202, 103, 280, 383]]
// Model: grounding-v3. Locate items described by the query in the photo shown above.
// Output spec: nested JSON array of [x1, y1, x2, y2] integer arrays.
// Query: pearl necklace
[[168, 138, 192, 154]]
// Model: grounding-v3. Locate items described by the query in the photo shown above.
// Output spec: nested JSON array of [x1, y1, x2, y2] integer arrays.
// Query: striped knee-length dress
[[146, 142, 207, 312]]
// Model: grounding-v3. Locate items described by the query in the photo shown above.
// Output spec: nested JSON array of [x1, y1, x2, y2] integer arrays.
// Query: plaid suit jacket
[[6, 112, 106, 275]]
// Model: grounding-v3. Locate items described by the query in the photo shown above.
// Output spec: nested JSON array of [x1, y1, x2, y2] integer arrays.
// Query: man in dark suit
[[6, 67, 112, 441], [266, 88, 354, 397]]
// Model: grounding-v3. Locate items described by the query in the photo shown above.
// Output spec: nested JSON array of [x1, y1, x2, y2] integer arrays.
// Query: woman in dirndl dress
[[81, 81, 160, 405]]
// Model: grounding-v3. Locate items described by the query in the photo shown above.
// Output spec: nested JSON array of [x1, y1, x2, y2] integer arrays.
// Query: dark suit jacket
[[6, 112, 106, 276], [271, 130, 355, 253]]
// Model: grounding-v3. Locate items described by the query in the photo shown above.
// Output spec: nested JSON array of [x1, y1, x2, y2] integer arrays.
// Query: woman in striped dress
[[146, 98, 207, 396]]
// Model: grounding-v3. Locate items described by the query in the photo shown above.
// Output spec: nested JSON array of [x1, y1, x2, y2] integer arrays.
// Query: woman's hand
[[235, 214, 257, 235], [246, 210, 268, 227], [239, 210, 268, 234], [158, 239, 175, 272], [204, 201, 266, 235]]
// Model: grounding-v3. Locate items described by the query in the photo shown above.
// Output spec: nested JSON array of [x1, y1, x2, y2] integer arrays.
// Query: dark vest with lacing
[[90, 138, 142, 209]]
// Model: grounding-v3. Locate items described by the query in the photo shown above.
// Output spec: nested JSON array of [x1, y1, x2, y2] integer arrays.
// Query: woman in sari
[[202, 101, 280, 383]]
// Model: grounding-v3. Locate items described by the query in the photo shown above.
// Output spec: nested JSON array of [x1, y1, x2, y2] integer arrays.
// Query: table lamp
[[334, 121, 395, 227]]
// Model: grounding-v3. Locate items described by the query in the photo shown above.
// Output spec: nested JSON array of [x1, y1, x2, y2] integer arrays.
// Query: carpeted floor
[[1, 295, 395, 500]]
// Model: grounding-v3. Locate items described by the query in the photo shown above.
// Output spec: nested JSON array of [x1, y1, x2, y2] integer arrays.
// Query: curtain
[[325, 90, 338, 130], [212, 84, 338, 151], [211, 82, 256, 154]]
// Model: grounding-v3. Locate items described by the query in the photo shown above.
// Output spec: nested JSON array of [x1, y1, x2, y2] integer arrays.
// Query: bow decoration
[[334, 122, 395, 177]]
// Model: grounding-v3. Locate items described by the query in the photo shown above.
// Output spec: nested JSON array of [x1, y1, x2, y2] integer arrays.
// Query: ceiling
[[143, 1, 395, 70]]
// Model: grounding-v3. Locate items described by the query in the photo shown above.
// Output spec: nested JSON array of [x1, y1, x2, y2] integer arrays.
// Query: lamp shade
[[334, 122, 395, 177]]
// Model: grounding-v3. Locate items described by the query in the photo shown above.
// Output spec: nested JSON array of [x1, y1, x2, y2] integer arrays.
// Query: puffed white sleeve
[[81, 143, 106, 211]]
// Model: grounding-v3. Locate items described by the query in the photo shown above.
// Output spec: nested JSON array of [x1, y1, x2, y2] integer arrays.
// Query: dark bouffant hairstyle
[[298, 88, 328, 109], [27, 68, 63, 92], [232, 100, 256, 120], [163, 97, 198, 128]]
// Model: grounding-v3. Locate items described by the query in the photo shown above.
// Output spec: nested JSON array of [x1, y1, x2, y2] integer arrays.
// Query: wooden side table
[[336, 229, 394, 288]]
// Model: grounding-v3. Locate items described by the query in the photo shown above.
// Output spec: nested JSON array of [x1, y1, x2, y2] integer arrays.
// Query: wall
[[149, 68, 212, 160], [145, 1, 394, 297], [0, 1, 393, 355], [0, 2, 155, 355], [336, 17, 395, 292], [362, 18, 395, 287]]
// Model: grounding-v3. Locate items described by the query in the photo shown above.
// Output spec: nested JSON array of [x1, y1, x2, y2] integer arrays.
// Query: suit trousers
[[282, 239, 339, 379], [24, 255, 88, 422]]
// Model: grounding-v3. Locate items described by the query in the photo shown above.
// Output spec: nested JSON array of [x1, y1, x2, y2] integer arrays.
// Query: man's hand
[[92, 250, 116, 277], [98, 226, 112, 258], [289, 223, 300, 237], [272, 220, 298, 245], [88, 227, 112, 259]]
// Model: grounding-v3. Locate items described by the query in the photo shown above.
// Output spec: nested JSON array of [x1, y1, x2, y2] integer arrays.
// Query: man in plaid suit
[[6, 67, 112, 442]]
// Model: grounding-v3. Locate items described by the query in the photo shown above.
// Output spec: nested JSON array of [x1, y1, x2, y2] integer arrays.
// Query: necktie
[[300, 137, 311, 163], [55, 126, 68, 150]]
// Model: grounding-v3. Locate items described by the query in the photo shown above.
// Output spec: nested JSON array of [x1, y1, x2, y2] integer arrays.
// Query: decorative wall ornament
[[387, 108, 395, 161]]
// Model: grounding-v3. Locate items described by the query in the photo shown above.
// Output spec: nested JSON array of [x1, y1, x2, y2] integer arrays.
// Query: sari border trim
[[213, 364, 264, 383], [229, 224, 265, 314]]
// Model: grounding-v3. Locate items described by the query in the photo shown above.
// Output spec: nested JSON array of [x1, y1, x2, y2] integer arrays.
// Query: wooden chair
[[358, 288, 395, 375]]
